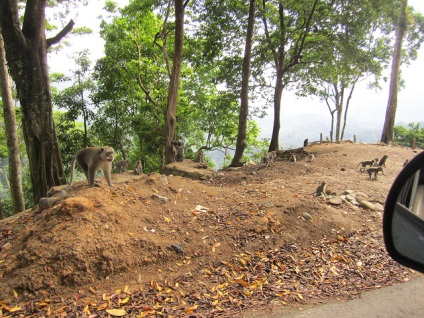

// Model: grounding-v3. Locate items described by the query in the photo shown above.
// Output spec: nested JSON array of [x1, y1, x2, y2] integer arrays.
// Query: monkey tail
[[67, 154, 77, 189]]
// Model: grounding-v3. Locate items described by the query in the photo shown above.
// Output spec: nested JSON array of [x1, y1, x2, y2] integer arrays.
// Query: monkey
[[68, 146, 115, 189], [372, 158, 379, 166], [133, 160, 143, 175], [377, 154, 388, 168], [403, 159, 409, 167], [314, 181, 327, 197], [307, 153, 315, 162], [171, 141, 184, 162], [366, 166, 384, 180], [290, 154, 297, 162], [256, 151, 276, 170], [303, 138, 309, 147], [356, 158, 378, 172], [194, 149, 205, 163], [114, 160, 130, 173]]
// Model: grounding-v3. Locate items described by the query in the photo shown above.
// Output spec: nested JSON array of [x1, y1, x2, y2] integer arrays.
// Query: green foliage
[[394, 123, 424, 148], [72, 27, 93, 35], [54, 110, 85, 174]]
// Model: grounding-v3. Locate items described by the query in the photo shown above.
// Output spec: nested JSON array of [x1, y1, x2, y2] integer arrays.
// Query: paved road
[[244, 274, 424, 318]]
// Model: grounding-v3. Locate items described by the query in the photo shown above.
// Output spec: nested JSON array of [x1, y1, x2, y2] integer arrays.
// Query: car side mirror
[[383, 151, 424, 274]]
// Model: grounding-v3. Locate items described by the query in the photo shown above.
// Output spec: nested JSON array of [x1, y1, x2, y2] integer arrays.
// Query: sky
[[48, 0, 424, 147]]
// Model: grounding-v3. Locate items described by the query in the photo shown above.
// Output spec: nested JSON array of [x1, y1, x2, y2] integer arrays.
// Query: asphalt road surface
[[244, 274, 424, 318]]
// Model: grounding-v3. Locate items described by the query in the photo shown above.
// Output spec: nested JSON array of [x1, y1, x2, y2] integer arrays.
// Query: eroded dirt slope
[[0, 142, 421, 317]]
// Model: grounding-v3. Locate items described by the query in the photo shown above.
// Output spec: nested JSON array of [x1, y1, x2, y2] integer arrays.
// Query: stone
[[302, 212, 312, 221], [358, 200, 376, 210], [329, 196, 344, 205], [152, 194, 169, 203]]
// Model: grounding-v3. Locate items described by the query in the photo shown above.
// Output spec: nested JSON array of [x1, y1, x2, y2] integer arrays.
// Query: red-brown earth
[[0, 142, 422, 317]]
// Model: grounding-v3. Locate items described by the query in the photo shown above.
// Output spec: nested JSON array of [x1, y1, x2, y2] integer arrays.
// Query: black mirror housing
[[383, 151, 424, 273]]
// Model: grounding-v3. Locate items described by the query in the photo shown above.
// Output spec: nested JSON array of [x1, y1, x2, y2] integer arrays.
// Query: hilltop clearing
[[0, 142, 421, 317]]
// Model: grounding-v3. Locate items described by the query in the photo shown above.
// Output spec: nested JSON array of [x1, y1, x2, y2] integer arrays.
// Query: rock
[[355, 191, 369, 199], [344, 194, 355, 202], [302, 212, 312, 221], [160, 160, 215, 180], [325, 187, 337, 195], [329, 196, 344, 205], [374, 203, 384, 211], [170, 244, 184, 254], [358, 200, 376, 210], [160, 174, 168, 185], [261, 201, 274, 209], [39, 190, 68, 210], [151, 194, 169, 203]]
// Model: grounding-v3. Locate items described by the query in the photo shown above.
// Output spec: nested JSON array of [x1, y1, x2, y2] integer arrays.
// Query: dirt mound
[[0, 142, 421, 317]]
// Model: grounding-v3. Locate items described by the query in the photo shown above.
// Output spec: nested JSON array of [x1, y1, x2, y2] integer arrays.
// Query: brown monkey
[[115, 160, 130, 173], [194, 149, 205, 163], [256, 151, 276, 170], [303, 138, 309, 147], [172, 141, 184, 162], [68, 146, 115, 188], [377, 154, 388, 168], [366, 166, 384, 180], [314, 181, 327, 197], [133, 160, 143, 175], [356, 159, 378, 172], [372, 158, 379, 166]]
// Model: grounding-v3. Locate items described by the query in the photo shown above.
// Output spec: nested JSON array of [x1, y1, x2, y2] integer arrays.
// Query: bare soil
[[0, 142, 421, 317]]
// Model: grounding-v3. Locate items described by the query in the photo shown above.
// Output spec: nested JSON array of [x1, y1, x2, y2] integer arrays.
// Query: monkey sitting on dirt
[[356, 158, 378, 172], [314, 181, 327, 198], [134, 160, 143, 175], [194, 149, 205, 163], [68, 146, 115, 188], [171, 141, 184, 162], [114, 160, 130, 173]]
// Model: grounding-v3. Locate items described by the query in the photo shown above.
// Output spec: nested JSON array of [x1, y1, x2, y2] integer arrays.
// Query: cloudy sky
[[48, 0, 424, 145]]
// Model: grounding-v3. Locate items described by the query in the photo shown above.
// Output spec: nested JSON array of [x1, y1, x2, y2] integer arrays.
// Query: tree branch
[[46, 19, 74, 48]]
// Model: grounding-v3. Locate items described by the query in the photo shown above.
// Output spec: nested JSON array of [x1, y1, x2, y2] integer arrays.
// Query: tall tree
[[0, 31, 25, 213], [381, 0, 408, 145], [0, 1, 72, 203], [258, 0, 319, 152], [165, 0, 185, 164], [230, 0, 257, 167]]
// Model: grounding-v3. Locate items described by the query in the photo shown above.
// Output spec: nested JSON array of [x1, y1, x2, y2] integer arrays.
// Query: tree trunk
[[264, 0, 318, 152], [231, 0, 256, 167], [164, 0, 184, 164], [0, 0, 70, 204], [269, 70, 283, 152], [0, 31, 25, 213], [335, 103, 342, 142], [381, 0, 407, 144], [341, 83, 356, 141]]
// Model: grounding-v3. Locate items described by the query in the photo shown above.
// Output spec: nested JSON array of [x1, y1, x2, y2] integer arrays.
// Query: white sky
[[48, 0, 424, 144]]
